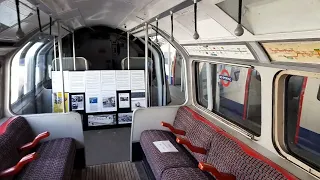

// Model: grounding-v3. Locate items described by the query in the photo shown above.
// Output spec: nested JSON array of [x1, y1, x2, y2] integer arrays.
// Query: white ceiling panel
[[78, 0, 135, 28], [40, 0, 73, 14]]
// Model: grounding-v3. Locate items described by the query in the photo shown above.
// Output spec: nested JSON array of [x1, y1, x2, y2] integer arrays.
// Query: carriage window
[[196, 62, 261, 136], [285, 75, 320, 168], [196, 62, 209, 108]]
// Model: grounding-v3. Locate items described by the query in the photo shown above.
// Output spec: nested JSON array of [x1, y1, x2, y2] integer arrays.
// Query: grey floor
[[84, 127, 131, 166], [72, 161, 149, 180]]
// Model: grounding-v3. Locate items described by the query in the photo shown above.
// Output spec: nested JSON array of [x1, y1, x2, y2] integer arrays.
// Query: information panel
[[184, 44, 255, 60], [261, 41, 320, 64], [51, 70, 146, 129]]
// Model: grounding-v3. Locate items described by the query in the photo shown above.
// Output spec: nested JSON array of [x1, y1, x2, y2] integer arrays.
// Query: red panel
[[242, 68, 253, 120], [20, 131, 50, 151], [176, 137, 207, 154], [183, 106, 298, 180], [161, 121, 186, 135], [0, 116, 18, 135], [0, 152, 38, 177], [295, 77, 308, 144], [198, 162, 236, 180]]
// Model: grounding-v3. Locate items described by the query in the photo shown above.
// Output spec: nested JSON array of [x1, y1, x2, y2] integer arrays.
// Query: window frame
[[193, 60, 260, 139], [274, 70, 320, 177], [0, 58, 3, 119]]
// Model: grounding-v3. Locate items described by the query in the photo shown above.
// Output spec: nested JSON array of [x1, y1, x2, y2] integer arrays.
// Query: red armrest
[[176, 137, 206, 154], [161, 122, 186, 135], [20, 131, 50, 151], [198, 162, 236, 180], [0, 152, 38, 177]]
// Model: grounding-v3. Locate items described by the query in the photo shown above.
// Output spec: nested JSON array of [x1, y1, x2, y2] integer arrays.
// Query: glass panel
[[196, 62, 261, 135], [196, 62, 208, 108], [285, 75, 320, 168]]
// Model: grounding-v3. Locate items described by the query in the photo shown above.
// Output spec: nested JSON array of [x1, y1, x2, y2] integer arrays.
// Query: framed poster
[[83, 112, 118, 130], [131, 90, 146, 111], [118, 113, 133, 124], [118, 93, 130, 108], [69, 93, 85, 113], [101, 91, 117, 112], [88, 114, 116, 126], [117, 90, 131, 111]]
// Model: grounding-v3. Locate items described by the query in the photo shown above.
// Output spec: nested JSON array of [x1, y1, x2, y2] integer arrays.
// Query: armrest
[[0, 152, 38, 177], [176, 137, 206, 154], [198, 162, 236, 180], [161, 122, 186, 135], [20, 131, 50, 151]]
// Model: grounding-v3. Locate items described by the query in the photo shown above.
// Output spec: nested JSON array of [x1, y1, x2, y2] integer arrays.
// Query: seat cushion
[[16, 138, 76, 180], [161, 167, 213, 180], [140, 130, 197, 180]]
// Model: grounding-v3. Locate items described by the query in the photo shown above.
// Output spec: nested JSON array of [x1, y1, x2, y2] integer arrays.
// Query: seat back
[[173, 107, 216, 162], [0, 117, 34, 178], [2, 117, 35, 149]]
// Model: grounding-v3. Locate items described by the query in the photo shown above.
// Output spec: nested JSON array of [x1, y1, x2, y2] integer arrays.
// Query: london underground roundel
[[219, 69, 232, 87]]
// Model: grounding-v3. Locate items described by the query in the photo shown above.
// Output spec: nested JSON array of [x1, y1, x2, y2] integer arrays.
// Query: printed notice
[[86, 93, 100, 113], [52, 71, 63, 93], [85, 71, 101, 93], [63, 71, 70, 92], [118, 93, 130, 108], [130, 70, 145, 90], [131, 90, 146, 111], [101, 91, 117, 112], [69, 72, 85, 93], [101, 71, 116, 91], [153, 140, 178, 153], [116, 71, 131, 90]]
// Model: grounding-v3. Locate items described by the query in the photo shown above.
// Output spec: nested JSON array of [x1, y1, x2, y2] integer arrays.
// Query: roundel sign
[[219, 69, 232, 87]]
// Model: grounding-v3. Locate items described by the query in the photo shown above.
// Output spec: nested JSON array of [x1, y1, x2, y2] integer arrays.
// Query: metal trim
[[191, 59, 258, 139], [274, 70, 320, 178]]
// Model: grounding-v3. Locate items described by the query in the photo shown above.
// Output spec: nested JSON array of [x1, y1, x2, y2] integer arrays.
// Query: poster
[[131, 90, 146, 111], [71, 94, 84, 111], [101, 71, 116, 91], [86, 93, 100, 113], [53, 92, 69, 113], [69, 72, 85, 93], [88, 114, 116, 126], [118, 93, 130, 108], [116, 71, 131, 90], [130, 70, 145, 90], [101, 91, 117, 112], [85, 71, 101, 92], [63, 71, 70, 92], [118, 113, 132, 124]]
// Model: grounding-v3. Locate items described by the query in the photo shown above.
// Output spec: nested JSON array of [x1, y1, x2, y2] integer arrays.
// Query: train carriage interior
[[1, 0, 320, 179]]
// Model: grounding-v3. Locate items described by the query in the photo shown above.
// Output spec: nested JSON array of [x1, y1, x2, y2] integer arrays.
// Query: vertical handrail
[[53, 37, 57, 70], [127, 32, 130, 70], [145, 23, 149, 107], [57, 21, 66, 113], [72, 32, 76, 70]]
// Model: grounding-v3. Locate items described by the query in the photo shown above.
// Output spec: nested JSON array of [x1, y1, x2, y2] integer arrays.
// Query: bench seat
[[138, 106, 297, 180], [140, 130, 197, 180], [16, 138, 76, 180]]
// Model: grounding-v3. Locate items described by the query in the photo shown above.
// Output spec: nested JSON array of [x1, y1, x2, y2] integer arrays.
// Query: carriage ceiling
[[1, 0, 320, 48]]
